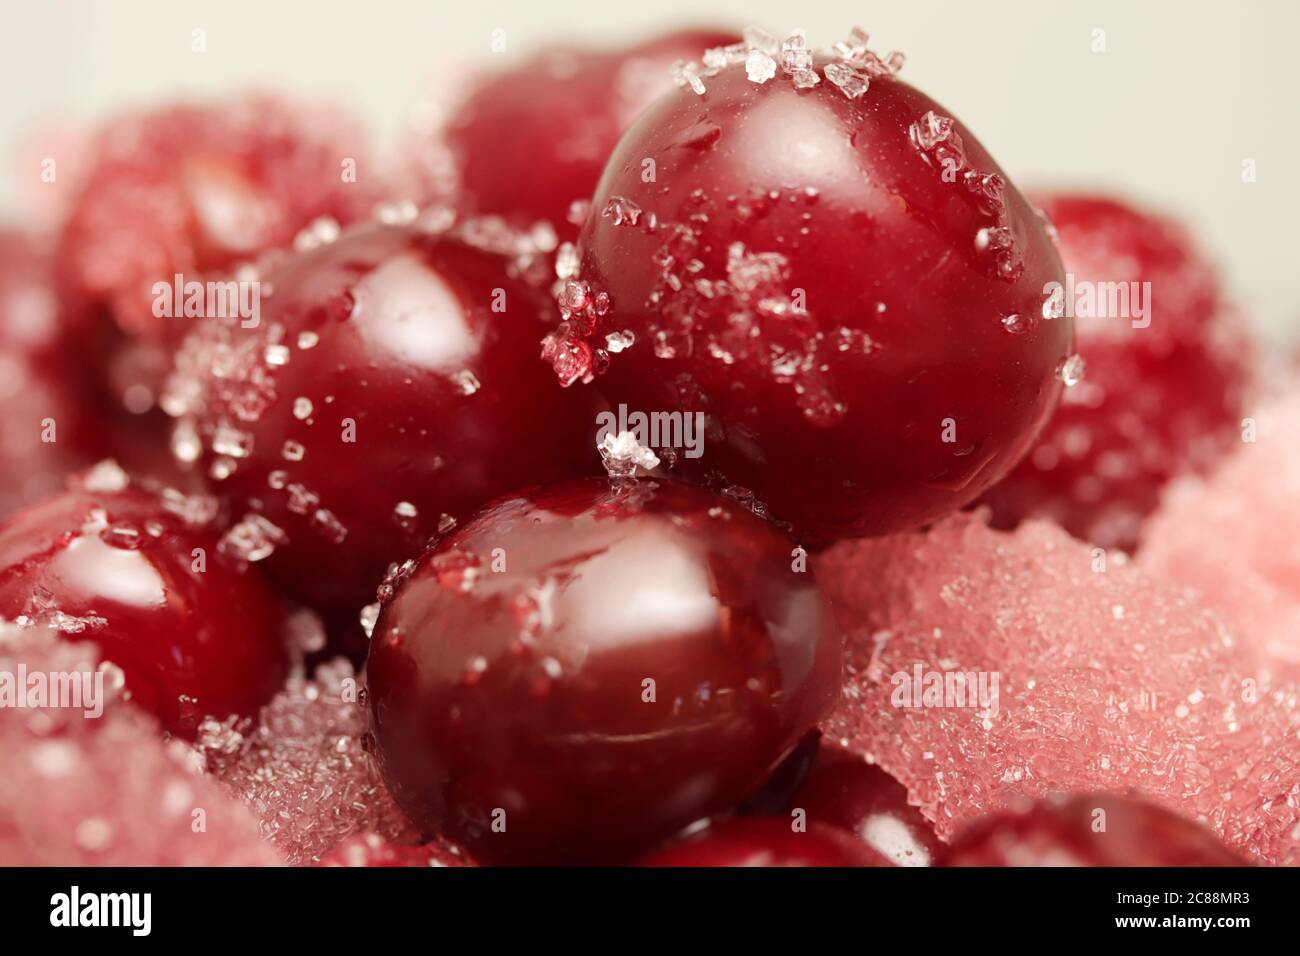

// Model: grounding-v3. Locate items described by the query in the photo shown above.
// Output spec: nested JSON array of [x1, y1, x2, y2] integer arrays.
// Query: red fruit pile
[[0, 25, 1283, 870]]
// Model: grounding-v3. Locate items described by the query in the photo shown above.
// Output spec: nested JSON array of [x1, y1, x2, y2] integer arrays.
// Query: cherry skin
[[979, 195, 1253, 551], [550, 36, 1071, 546], [414, 29, 737, 233], [788, 744, 943, 866], [366, 477, 842, 866], [736, 729, 821, 814], [0, 233, 111, 517], [0, 470, 289, 738], [639, 817, 891, 867], [166, 218, 600, 615], [941, 794, 1247, 866]]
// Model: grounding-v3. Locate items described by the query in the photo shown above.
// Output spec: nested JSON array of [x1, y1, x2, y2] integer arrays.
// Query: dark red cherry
[[788, 744, 942, 866], [548, 32, 1071, 546], [412, 29, 736, 232], [317, 833, 474, 868], [366, 477, 841, 865], [0, 233, 110, 516], [979, 195, 1253, 551], [166, 218, 600, 614], [941, 794, 1247, 866], [0, 468, 288, 737], [640, 816, 890, 867]]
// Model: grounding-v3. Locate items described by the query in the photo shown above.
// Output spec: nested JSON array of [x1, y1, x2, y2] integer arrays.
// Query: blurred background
[[2, 0, 1296, 344]]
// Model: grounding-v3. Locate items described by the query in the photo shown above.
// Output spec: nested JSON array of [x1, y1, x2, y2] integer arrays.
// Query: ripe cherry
[[366, 476, 842, 865], [0, 467, 289, 737], [978, 195, 1253, 551], [165, 217, 600, 614], [640, 816, 890, 866], [412, 29, 737, 233], [941, 794, 1246, 866], [548, 30, 1071, 546], [789, 744, 942, 866]]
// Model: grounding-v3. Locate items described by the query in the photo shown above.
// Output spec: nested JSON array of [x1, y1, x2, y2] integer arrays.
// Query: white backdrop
[[3, 0, 1297, 344]]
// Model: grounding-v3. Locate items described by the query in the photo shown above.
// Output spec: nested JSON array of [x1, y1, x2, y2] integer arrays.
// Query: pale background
[[2, 0, 1297, 344]]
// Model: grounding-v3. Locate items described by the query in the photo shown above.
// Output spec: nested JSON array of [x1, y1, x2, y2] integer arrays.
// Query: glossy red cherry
[[166, 217, 599, 614], [366, 477, 842, 865], [0, 233, 110, 516], [0, 467, 289, 737], [412, 29, 737, 233], [941, 794, 1247, 866], [978, 195, 1253, 551], [548, 31, 1071, 546], [789, 744, 942, 866], [640, 816, 890, 867]]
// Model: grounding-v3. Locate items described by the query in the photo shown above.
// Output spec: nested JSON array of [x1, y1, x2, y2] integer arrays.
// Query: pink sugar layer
[[197, 658, 422, 866], [0, 626, 280, 866], [819, 504, 1300, 866], [1141, 383, 1300, 687]]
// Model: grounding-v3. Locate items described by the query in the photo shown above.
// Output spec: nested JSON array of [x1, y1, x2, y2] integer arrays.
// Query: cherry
[[978, 195, 1253, 551], [165, 217, 600, 614], [789, 744, 943, 866], [412, 29, 737, 233], [941, 794, 1247, 866], [639, 816, 890, 867], [0, 232, 110, 516], [55, 96, 377, 415], [366, 476, 841, 865], [547, 30, 1071, 546], [0, 466, 289, 738]]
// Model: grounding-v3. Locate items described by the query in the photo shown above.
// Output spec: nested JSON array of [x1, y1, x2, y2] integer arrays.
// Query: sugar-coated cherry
[[55, 97, 377, 417], [0, 233, 110, 516], [789, 744, 942, 866], [0, 468, 288, 737], [413, 29, 737, 233], [366, 477, 841, 865], [549, 31, 1071, 546], [639, 816, 891, 867], [941, 794, 1247, 866], [58, 96, 375, 340], [165, 218, 599, 614], [978, 195, 1253, 551]]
